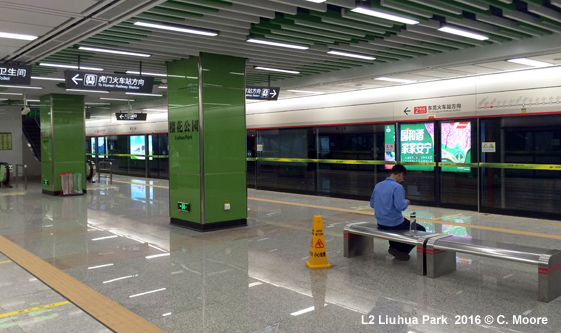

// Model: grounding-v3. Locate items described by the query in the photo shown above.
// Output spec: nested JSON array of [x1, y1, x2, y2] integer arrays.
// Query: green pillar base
[[170, 218, 247, 232]]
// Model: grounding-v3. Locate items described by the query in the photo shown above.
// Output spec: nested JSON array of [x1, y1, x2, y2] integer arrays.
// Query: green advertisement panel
[[441, 121, 472, 173], [399, 122, 434, 171], [384, 124, 395, 169]]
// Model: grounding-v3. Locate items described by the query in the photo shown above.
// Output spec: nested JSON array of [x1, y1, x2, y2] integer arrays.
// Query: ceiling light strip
[[438, 26, 489, 40], [351, 7, 419, 25], [327, 50, 376, 60], [79, 46, 151, 58], [134, 21, 218, 37], [247, 38, 309, 50], [254, 66, 300, 74]]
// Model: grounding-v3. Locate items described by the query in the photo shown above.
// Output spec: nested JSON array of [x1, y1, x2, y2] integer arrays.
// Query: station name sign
[[0, 63, 31, 85], [115, 113, 147, 121], [246, 86, 280, 101], [64, 70, 154, 93]]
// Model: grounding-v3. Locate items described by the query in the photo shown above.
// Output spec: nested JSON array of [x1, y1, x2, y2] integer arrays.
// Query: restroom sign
[[482, 142, 496, 153]]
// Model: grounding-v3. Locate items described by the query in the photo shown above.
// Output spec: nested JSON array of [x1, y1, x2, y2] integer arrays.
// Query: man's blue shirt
[[370, 177, 408, 227]]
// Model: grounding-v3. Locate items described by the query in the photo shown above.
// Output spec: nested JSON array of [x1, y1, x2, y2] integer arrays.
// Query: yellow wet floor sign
[[306, 215, 332, 269]]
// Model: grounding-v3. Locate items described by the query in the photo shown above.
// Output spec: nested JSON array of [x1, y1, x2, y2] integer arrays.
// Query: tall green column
[[168, 53, 247, 231], [40, 94, 86, 196]]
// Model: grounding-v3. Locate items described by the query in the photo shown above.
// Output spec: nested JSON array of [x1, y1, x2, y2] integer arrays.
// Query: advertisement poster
[[91, 137, 105, 158], [399, 123, 434, 171], [384, 125, 395, 169], [441, 122, 472, 172], [130, 135, 153, 160]]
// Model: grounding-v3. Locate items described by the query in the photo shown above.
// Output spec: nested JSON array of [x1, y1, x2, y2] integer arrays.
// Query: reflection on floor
[[0, 175, 560, 332]]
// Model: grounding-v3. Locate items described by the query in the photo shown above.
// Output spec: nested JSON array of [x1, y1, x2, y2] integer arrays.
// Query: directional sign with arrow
[[246, 86, 280, 101], [404, 107, 411, 115], [64, 70, 154, 93]]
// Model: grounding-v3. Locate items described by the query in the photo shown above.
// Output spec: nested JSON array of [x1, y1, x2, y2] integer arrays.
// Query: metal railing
[[97, 161, 113, 184], [15, 164, 27, 190]]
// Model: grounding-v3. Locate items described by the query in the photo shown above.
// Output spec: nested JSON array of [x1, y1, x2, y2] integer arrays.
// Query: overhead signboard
[[115, 113, 147, 121], [246, 86, 280, 100], [0, 63, 31, 85], [64, 70, 154, 93]]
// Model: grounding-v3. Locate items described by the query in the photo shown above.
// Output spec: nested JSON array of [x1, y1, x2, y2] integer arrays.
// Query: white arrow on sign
[[72, 74, 83, 85], [119, 114, 125, 119], [270, 89, 277, 98]]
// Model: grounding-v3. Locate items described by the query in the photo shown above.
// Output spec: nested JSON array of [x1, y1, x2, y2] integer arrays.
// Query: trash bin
[[74, 173, 82, 194], [60, 173, 73, 195]]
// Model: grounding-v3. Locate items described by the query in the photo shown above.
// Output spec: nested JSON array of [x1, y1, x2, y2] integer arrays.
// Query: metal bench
[[424, 235, 561, 302], [343, 222, 444, 275]]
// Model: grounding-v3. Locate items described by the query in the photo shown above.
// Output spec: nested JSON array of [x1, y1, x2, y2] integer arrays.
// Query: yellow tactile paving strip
[[0, 235, 165, 333]]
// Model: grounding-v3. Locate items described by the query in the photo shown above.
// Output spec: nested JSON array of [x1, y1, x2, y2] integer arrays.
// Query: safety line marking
[[0, 260, 11, 264], [432, 213, 464, 220], [0, 301, 69, 319], [249, 198, 561, 241], [106, 179, 561, 229], [111, 179, 169, 189]]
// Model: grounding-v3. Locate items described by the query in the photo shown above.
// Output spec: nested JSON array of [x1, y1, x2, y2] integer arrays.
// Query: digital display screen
[[441, 122, 471, 172], [399, 123, 434, 171], [384, 125, 395, 169]]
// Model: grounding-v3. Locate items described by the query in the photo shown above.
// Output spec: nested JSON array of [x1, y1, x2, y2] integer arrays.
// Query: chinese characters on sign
[[399, 123, 434, 171], [0, 133, 12, 150], [169, 120, 199, 133], [428, 103, 462, 112], [245, 86, 280, 100], [0, 63, 31, 85], [64, 70, 155, 93]]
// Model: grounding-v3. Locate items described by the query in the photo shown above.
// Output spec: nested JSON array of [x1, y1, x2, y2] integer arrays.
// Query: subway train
[[86, 65, 561, 221]]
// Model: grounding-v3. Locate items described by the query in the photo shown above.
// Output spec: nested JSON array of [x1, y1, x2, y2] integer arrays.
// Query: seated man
[[370, 164, 425, 261]]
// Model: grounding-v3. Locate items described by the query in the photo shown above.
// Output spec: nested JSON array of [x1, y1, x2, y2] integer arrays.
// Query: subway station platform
[[1, 176, 560, 332]]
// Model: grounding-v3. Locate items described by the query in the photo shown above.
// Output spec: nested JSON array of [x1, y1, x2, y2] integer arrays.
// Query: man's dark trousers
[[377, 218, 426, 254]]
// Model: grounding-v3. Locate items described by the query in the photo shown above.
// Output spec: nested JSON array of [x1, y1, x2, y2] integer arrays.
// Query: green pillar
[[168, 53, 247, 231], [40, 94, 86, 196]]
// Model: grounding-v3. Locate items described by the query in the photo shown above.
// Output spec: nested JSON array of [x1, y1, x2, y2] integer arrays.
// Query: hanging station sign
[[64, 70, 155, 93], [0, 63, 31, 85], [115, 113, 147, 121], [246, 86, 280, 100]]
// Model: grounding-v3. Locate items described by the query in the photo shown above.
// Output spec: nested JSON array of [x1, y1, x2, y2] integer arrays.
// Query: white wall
[[85, 66, 561, 133]]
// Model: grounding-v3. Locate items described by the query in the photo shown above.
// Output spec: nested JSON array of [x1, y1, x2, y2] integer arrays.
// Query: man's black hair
[[391, 164, 407, 176]]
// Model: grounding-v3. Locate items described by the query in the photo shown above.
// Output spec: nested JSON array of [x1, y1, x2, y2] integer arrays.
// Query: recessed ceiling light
[[125, 92, 163, 97], [134, 21, 218, 37], [0, 92, 23, 96], [0, 32, 37, 41], [143, 108, 167, 112], [254, 66, 300, 74], [157, 85, 167, 89], [31, 76, 65, 81], [85, 102, 110, 105], [126, 71, 166, 77], [507, 58, 553, 68], [0, 85, 42, 89], [39, 63, 103, 71], [66, 89, 109, 94], [79, 46, 151, 58], [438, 26, 488, 40], [247, 38, 309, 50], [374, 77, 417, 83], [26, 99, 40, 102], [327, 50, 376, 60], [305, 0, 326, 2], [351, 7, 419, 25]]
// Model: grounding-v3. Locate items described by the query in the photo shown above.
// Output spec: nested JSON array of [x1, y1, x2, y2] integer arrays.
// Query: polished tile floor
[[1, 175, 561, 332]]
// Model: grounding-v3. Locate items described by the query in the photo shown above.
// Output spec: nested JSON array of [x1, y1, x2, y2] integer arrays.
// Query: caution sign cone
[[306, 215, 332, 269]]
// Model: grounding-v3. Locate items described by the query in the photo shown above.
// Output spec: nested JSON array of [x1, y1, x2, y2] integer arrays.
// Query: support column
[[40, 94, 86, 196], [168, 53, 247, 231]]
